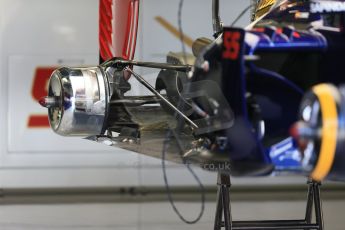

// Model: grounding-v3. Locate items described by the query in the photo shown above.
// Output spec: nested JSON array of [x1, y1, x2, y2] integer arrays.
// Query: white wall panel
[[0, 0, 140, 187], [0, 0, 294, 189]]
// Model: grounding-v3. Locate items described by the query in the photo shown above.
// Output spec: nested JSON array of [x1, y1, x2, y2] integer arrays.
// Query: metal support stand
[[214, 173, 324, 230]]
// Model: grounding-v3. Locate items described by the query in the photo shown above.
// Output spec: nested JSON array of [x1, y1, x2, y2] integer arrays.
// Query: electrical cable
[[162, 130, 205, 224], [231, 4, 256, 27], [160, 0, 206, 225]]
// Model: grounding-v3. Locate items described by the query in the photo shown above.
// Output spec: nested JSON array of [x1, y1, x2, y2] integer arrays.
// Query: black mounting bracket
[[214, 173, 324, 230]]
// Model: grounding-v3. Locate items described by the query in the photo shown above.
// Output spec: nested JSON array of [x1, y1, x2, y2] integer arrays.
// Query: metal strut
[[214, 173, 324, 230]]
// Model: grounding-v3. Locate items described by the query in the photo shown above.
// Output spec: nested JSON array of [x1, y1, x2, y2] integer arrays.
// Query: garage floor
[[0, 200, 344, 230]]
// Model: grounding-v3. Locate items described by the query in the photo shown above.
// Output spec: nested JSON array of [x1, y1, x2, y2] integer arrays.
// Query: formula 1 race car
[[40, 0, 345, 181], [39, 0, 345, 228]]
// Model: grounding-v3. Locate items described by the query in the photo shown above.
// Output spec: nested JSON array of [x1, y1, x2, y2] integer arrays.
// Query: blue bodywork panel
[[220, 0, 345, 174]]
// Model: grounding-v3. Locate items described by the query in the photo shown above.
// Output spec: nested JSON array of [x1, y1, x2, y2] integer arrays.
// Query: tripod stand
[[214, 172, 324, 230]]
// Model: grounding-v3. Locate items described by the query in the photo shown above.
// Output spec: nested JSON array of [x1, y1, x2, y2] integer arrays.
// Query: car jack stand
[[214, 173, 324, 230]]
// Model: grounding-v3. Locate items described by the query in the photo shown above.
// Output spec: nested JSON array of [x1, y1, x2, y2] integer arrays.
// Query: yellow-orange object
[[310, 84, 339, 181]]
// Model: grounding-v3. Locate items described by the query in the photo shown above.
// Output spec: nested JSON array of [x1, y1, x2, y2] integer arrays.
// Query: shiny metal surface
[[102, 58, 192, 72], [47, 67, 107, 136], [40, 52, 238, 170], [42, 63, 203, 163]]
